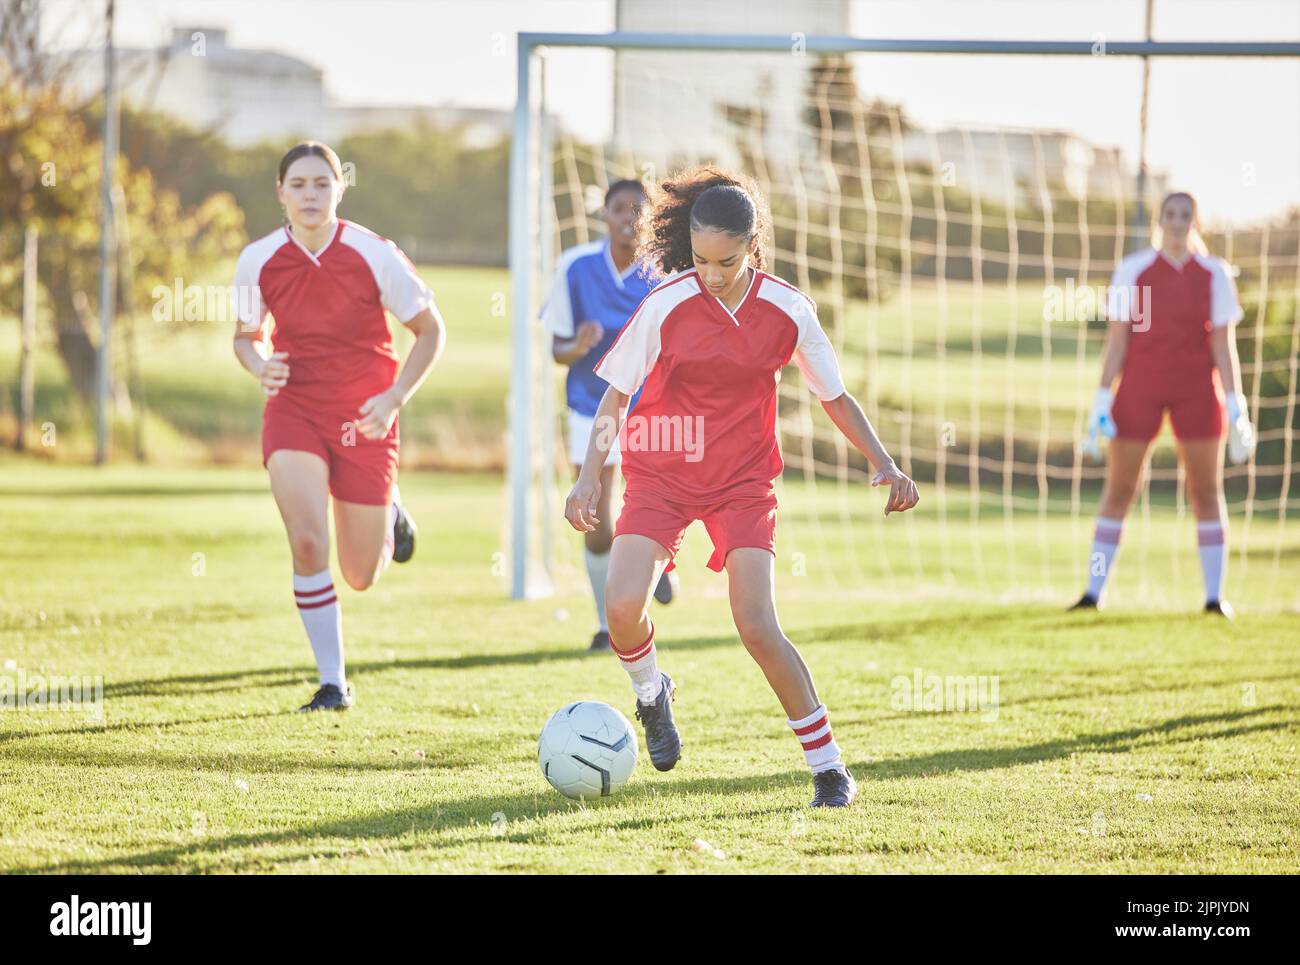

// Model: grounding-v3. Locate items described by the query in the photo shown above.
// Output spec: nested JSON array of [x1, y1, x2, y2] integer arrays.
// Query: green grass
[[1, 461, 1297, 873], [2, 265, 1290, 486], [0, 264, 513, 467]]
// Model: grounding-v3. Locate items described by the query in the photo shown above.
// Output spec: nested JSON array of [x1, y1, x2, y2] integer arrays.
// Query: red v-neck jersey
[[1108, 247, 1242, 382], [233, 220, 434, 408], [594, 268, 846, 503]]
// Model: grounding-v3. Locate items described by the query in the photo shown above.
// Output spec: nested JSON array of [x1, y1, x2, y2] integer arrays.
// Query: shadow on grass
[[0, 710, 283, 744], [18, 705, 1290, 873], [858, 705, 1293, 780], [98, 634, 740, 699], [20, 767, 817, 873], [857, 670, 1300, 723], [97, 603, 1225, 702], [0, 485, 267, 499]]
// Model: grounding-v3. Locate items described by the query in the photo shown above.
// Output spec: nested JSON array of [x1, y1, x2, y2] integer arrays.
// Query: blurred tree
[[114, 110, 510, 265], [0, 79, 244, 406]]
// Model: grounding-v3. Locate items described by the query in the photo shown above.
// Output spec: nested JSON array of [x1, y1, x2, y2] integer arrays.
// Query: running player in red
[[1075, 191, 1255, 617], [564, 167, 918, 807], [232, 141, 446, 711]]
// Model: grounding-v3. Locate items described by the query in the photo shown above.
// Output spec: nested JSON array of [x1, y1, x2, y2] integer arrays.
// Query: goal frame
[[507, 31, 1300, 599]]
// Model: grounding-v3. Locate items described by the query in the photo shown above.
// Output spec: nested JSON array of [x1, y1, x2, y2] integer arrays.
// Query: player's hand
[[258, 351, 290, 396], [574, 321, 603, 355], [564, 474, 602, 532], [1083, 386, 1116, 461], [1226, 392, 1256, 465], [871, 461, 919, 516], [357, 388, 401, 441]]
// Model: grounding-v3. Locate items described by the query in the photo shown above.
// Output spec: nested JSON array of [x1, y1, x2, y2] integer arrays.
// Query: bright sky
[[42, 0, 1300, 223]]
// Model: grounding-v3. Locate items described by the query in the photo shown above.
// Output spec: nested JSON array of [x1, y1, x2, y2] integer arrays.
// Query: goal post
[[508, 31, 1300, 604]]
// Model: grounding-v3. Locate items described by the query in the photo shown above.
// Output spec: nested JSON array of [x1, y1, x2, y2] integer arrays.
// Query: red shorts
[[261, 394, 398, 506], [1113, 370, 1224, 442], [615, 482, 778, 572]]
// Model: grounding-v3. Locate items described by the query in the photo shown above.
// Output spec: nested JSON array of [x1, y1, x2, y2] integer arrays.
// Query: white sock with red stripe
[[1197, 520, 1227, 603], [613, 622, 662, 704], [788, 704, 844, 774], [1086, 516, 1124, 601], [294, 569, 346, 689]]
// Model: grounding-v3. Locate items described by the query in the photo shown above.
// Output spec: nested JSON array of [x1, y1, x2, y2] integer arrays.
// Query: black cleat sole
[[392, 499, 416, 564]]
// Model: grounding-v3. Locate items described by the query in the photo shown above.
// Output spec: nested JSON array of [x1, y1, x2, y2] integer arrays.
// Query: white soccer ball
[[538, 701, 638, 800]]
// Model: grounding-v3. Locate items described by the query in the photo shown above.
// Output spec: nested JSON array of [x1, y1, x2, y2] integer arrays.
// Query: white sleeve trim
[[338, 222, 435, 325], [1106, 248, 1158, 324], [1200, 254, 1245, 328], [757, 276, 847, 401], [593, 272, 699, 396], [230, 230, 285, 335], [539, 243, 600, 338]]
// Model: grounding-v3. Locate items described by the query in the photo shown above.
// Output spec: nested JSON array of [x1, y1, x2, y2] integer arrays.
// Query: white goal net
[[511, 37, 1300, 612]]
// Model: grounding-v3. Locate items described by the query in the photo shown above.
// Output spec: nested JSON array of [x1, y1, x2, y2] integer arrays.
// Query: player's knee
[[1189, 485, 1220, 517], [585, 529, 613, 556], [288, 530, 329, 571], [605, 589, 646, 632], [735, 617, 783, 657]]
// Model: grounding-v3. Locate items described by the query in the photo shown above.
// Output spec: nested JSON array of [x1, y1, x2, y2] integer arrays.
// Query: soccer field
[[1, 462, 1297, 874]]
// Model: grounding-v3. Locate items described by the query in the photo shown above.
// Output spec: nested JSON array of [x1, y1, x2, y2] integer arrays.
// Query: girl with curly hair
[[564, 166, 918, 807]]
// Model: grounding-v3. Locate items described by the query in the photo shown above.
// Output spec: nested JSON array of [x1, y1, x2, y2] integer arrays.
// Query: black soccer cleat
[[588, 630, 611, 652], [392, 493, 416, 564], [298, 683, 354, 712], [634, 672, 682, 772], [1068, 592, 1099, 611], [653, 569, 677, 606], [1205, 599, 1235, 620], [810, 767, 857, 808]]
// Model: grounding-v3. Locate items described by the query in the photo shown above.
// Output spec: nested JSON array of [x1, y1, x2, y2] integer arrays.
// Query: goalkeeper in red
[[564, 167, 918, 808], [1075, 191, 1255, 617]]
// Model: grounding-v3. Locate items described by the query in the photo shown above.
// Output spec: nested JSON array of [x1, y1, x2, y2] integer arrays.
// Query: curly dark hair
[[636, 165, 770, 279]]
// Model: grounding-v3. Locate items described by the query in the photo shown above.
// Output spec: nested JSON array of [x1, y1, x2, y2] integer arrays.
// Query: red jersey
[[594, 268, 846, 503], [233, 220, 434, 408], [1108, 248, 1242, 382]]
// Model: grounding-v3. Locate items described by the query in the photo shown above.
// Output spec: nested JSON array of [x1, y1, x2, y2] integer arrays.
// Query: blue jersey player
[[542, 179, 677, 651]]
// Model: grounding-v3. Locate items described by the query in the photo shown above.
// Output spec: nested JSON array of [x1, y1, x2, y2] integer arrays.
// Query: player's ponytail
[[637, 165, 770, 279], [1151, 191, 1209, 256]]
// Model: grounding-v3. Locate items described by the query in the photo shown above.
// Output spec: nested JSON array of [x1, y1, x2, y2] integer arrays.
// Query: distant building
[[613, 0, 851, 172], [610, 2, 1164, 213], [3, 0, 44, 84], [55, 27, 510, 148], [901, 127, 1168, 207]]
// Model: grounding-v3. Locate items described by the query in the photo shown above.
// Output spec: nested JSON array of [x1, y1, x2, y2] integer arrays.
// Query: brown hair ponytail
[[636, 165, 770, 279]]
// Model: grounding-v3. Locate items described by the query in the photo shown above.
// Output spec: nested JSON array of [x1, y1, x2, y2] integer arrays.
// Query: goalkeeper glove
[[1225, 391, 1256, 465], [1083, 387, 1116, 461]]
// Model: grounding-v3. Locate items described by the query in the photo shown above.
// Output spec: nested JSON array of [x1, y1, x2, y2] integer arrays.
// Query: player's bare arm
[[820, 390, 919, 515], [552, 320, 604, 365], [232, 325, 290, 397], [1208, 324, 1243, 397], [565, 384, 627, 532], [357, 304, 447, 441], [1098, 320, 1130, 391]]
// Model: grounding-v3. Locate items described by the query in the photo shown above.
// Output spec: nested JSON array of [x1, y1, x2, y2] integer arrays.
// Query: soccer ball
[[538, 701, 638, 800]]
